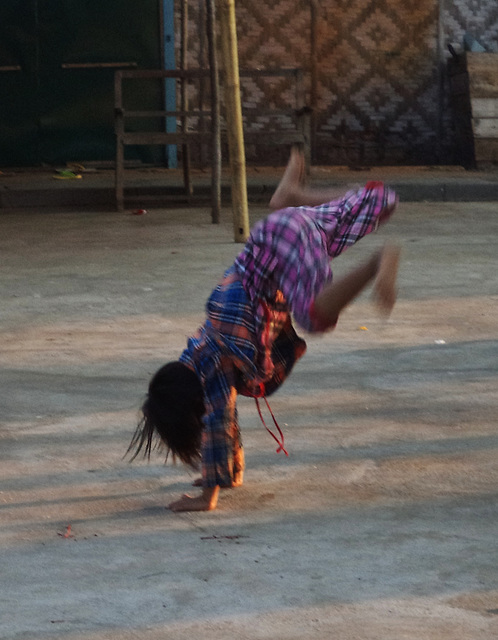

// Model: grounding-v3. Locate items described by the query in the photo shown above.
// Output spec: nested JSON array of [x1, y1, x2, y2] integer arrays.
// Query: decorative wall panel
[[184, 0, 498, 166]]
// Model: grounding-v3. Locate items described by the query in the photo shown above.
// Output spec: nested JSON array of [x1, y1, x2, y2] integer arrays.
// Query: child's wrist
[[369, 251, 382, 276], [202, 486, 220, 509]]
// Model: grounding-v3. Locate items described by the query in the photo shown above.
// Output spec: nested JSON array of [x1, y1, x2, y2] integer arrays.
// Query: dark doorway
[[0, 0, 164, 167]]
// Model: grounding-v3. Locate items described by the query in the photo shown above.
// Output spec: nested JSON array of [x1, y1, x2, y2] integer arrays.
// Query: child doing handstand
[[128, 148, 400, 511]]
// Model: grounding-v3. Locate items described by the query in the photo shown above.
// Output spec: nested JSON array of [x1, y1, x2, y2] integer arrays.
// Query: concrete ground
[[0, 186, 497, 639]]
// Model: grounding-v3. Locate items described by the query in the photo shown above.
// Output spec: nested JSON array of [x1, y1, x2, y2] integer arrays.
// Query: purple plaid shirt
[[234, 182, 397, 336]]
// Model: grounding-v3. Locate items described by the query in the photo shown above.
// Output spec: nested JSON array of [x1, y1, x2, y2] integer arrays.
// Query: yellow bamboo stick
[[216, 0, 249, 242]]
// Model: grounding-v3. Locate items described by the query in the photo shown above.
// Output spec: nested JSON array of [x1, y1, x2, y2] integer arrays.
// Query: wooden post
[[181, 0, 192, 195], [310, 0, 319, 165], [216, 0, 249, 242], [198, 0, 207, 168], [437, 0, 445, 163], [114, 71, 125, 212], [206, 0, 222, 223]]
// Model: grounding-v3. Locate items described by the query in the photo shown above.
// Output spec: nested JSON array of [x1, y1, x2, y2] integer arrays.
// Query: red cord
[[253, 301, 288, 455], [253, 386, 288, 456]]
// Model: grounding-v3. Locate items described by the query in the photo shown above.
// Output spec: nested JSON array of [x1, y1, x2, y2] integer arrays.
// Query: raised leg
[[269, 147, 356, 210], [312, 244, 401, 327], [269, 147, 306, 210]]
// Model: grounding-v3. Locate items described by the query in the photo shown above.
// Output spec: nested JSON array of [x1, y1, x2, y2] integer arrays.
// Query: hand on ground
[[169, 493, 214, 512], [169, 485, 220, 512]]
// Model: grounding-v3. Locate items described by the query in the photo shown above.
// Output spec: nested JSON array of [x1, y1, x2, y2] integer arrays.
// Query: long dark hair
[[127, 361, 205, 469]]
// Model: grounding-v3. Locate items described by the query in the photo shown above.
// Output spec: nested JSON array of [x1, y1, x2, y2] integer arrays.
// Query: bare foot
[[373, 243, 401, 316], [269, 147, 306, 210]]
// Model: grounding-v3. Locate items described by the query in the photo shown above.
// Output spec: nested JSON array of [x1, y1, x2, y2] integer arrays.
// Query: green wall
[[0, 0, 164, 167]]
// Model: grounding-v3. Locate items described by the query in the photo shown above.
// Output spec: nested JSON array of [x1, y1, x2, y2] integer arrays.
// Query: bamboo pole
[[216, 0, 249, 242]]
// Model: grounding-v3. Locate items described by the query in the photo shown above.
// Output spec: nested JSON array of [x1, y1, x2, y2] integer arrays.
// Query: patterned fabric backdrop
[[182, 0, 498, 166], [447, 0, 498, 52]]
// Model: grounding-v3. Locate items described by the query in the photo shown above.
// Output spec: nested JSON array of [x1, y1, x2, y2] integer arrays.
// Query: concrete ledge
[[2, 166, 498, 209]]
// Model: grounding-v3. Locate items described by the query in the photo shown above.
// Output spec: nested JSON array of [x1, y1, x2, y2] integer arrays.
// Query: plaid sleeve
[[200, 356, 242, 488], [197, 270, 256, 488], [326, 182, 398, 257]]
